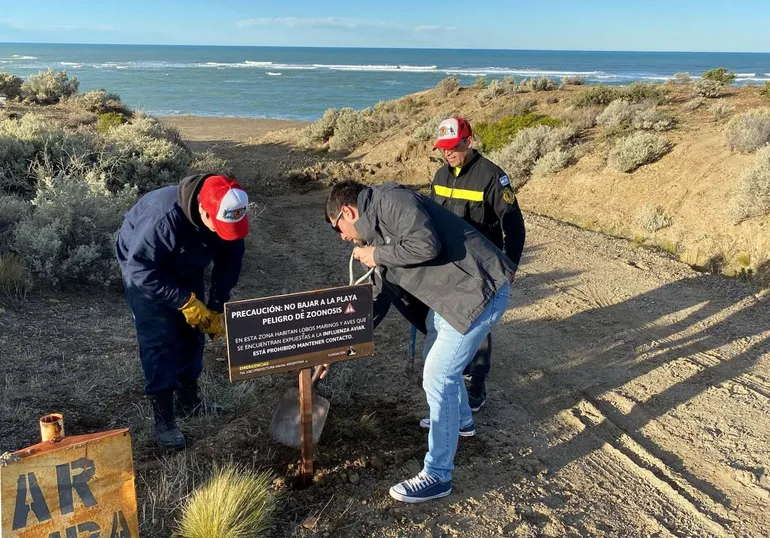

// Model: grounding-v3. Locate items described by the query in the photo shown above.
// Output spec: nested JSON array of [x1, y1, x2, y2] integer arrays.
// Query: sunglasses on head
[[330, 208, 344, 232]]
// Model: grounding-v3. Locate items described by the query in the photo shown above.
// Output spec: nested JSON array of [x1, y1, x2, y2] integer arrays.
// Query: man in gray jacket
[[324, 180, 515, 503]]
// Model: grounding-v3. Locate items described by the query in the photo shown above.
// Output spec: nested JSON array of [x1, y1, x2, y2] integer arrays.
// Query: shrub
[[0, 195, 30, 251], [760, 82, 770, 100], [329, 108, 368, 152], [637, 204, 672, 232], [97, 112, 125, 133], [520, 77, 558, 92], [709, 101, 735, 122], [175, 465, 277, 538], [683, 97, 705, 111], [190, 150, 231, 177], [668, 72, 692, 85], [562, 106, 602, 130], [695, 79, 723, 98], [13, 169, 136, 286], [22, 69, 79, 104], [102, 115, 192, 192], [412, 111, 455, 141], [301, 108, 339, 144], [472, 77, 487, 89], [72, 89, 131, 116], [622, 82, 667, 104], [474, 113, 562, 153], [596, 99, 640, 130], [573, 85, 620, 108], [0, 73, 23, 100], [0, 253, 31, 307], [488, 125, 576, 188], [702, 67, 737, 85], [561, 76, 586, 86], [631, 108, 676, 131], [477, 79, 506, 103], [608, 132, 672, 172], [729, 145, 770, 221], [724, 108, 770, 153], [532, 149, 572, 177], [437, 76, 460, 97]]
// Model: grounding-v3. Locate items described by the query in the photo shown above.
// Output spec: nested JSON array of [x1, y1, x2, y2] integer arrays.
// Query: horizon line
[[1, 41, 770, 55]]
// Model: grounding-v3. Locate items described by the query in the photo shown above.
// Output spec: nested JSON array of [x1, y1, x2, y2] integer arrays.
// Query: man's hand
[[353, 246, 377, 268], [509, 273, 516, 284], [204, 312, 225, 340], [179, 293, 213, 330], [314, 363, 330, 380]]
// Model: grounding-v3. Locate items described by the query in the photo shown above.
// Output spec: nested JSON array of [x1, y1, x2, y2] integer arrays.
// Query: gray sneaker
[[419, 418, 475, 437]]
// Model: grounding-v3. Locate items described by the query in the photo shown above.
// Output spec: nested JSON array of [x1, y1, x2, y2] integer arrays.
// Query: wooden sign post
[[224, 284, 375, 485]]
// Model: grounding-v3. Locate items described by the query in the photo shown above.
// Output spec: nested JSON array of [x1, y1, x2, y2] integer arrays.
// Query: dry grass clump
[[0, 252, 31, 307], [668, 72, 692, 85], [724, 108, 770, 153], [636, 204, 672, 232], [573, 85, 621, 108], [477, 79, 506, 103], [532, 149, 572, 178], [683, 97, 705, 111], [631, 107, 676, 131], [729, 145, 770, 221], [561, 76, 586, 86], [709, 100, 735, 122], [175, 465, 278, 538], [608, 132, 672, 172], [596, 99, 647, 129], [562, 106, 602, 130]]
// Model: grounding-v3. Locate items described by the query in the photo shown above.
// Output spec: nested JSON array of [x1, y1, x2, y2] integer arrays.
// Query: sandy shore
[[160, 115, 308, 142]]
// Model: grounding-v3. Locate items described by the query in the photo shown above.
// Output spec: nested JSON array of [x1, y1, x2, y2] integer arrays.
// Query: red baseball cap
[[433, 116, 472, 150], [199, 175, 250, 240]]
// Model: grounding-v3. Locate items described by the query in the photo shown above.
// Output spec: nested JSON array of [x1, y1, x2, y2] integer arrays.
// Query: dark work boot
[[175, 382, 225, 418], [150, 391, 186, 451], [468, 378, 487, 413]]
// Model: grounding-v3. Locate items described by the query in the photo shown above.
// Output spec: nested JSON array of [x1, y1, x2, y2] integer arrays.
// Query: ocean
[[1, 43, 769, 121]]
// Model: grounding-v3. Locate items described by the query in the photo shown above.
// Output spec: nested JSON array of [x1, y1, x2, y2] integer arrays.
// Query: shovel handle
[[311, 365, 325, 385]]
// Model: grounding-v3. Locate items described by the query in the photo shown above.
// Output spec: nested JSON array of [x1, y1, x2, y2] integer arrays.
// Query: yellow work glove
[[204, 312, 225, 340], [179, 293, 213, 331]]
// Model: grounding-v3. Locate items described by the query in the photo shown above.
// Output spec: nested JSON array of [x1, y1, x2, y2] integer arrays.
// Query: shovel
[[270, 366, 329, 448]]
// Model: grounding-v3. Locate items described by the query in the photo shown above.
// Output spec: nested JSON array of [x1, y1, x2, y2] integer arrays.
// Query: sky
[[0, 0, 768, 52]]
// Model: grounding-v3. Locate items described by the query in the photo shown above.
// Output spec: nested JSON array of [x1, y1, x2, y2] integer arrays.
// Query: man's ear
[[467, 135, 475, 149]]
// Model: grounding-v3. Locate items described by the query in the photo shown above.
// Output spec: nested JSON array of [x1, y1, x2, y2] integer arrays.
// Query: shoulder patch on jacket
[[502, 186, 516, 204], [499, 175, 510, 187]]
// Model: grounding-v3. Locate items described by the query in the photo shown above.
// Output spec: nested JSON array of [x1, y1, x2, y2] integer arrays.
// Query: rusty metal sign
[[1, 428, 139, 538]]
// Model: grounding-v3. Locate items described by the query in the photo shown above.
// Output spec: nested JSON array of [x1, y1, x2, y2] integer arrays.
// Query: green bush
[[760, 82, 770, 100], [608, 132, 672, 172], [488, 125, 576, 188], [622, 82, 667, 104], [729, 145, 770, 221], [97, 112, 125, 133], [724, 108, 770, 153], [473, 77, 487, 89], [22, 69, 79, 105], [175, 466, 277, 538], [695, 79, 723, 98], [702, 67, 737, 85], [474, 113, 562, 153], [437, 76, 460, 97], [477, 79, 506, 103], [0, 73, 23, 100], [13, 169, 136, 286], [573, 85, 621, 108], [72, 89, 132, 116], [520, 76, 558, 92]]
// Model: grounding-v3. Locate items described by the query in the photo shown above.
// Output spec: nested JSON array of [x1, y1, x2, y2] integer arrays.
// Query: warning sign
[[1, 429, 139, 538], [224, 284, 374, 381]]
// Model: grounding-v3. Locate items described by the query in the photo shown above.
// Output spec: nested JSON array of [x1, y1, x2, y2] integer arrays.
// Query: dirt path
[[3, 189, 770, 537]]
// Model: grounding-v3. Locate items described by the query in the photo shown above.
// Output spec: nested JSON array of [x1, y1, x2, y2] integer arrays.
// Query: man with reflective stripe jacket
[[430, 116, 526, 412]]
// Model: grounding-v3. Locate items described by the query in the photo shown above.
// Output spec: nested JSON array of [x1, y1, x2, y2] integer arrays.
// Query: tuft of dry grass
[[175, 465, 278, 538]]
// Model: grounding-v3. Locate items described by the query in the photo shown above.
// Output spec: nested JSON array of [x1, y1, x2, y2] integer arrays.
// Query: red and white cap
[[433, 116, 473, 150], [199, 175, 249, 240]]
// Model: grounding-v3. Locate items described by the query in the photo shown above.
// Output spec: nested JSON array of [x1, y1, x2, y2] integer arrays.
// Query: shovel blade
[[270, 388, 330, 448]]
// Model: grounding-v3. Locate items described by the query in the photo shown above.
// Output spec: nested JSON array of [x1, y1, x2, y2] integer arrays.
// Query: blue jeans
[[422, 282, 510, 482]]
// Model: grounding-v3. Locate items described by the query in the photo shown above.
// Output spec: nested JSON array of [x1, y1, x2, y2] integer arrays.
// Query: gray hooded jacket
[[355, 182, 516, 334]]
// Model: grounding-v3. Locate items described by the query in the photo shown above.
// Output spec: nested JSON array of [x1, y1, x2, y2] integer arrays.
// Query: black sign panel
[[224, 284, 374, 381]]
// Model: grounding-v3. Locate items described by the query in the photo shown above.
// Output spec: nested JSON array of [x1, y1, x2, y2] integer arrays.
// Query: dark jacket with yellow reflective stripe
[[431, 150, 525, 266]]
